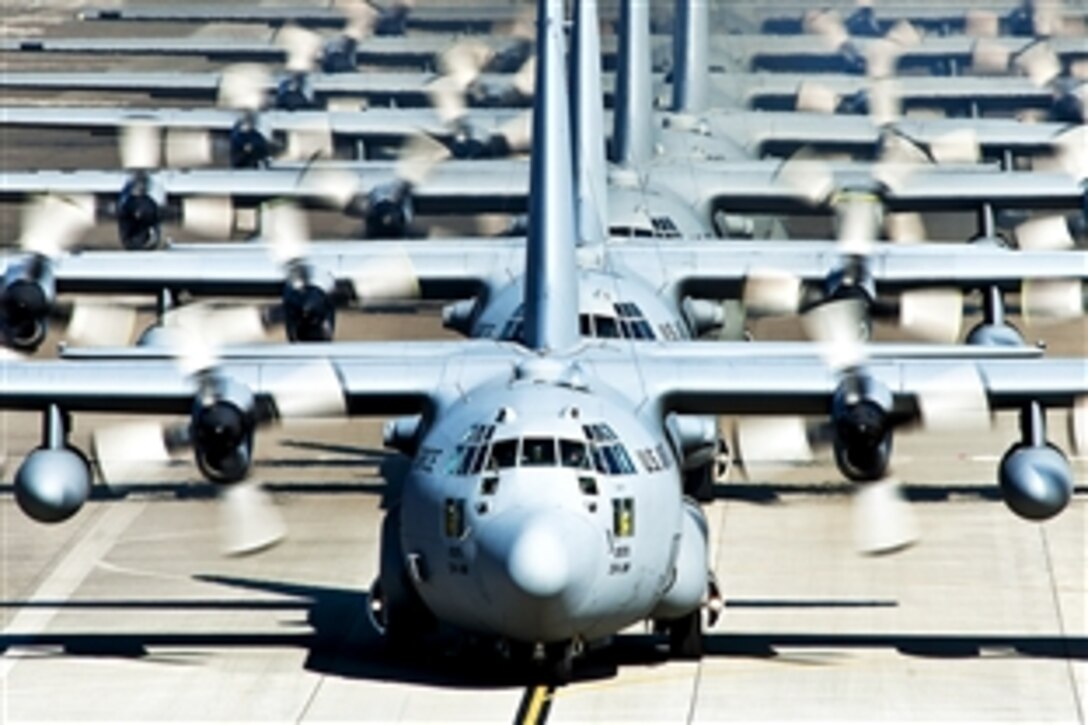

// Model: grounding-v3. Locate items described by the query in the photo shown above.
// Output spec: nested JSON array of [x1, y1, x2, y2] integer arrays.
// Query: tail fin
[[672, 0, 708, 114], [571, 0, 609, 246], [522, 0, 579, 352], [611, 0, 653, 169]]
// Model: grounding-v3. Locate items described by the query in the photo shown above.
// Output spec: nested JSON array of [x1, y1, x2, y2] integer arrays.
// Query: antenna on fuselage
[[672, 0, 708, 114], [522, 0, 580, 353], [611, 0, 653, 170], [571, 0, 609, 247]]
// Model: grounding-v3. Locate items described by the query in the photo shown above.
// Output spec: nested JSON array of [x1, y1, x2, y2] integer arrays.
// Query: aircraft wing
[[0, 71, 491, 109], [0, 162, 532, 215], [21, 239, 525, 299], [718, 72, 1070, 112], [707, 111, 1070, 157], [76, 4, 526, 33], [608, 240, 1088, 300], [0, 340, 519, 417], [740, 35, 1088, 73], [0, 36, 468, 67], [0, 106, 524, 143], [670, 164, 1086, 216], [602, 345, 1088, 417]]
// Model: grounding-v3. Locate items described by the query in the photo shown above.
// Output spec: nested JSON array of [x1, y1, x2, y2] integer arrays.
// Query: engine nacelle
[[383, 415, 424, 456], [321, 35, 358, 74], [1, 259, 55, 351], [117, 172, 165, 250], [14, 447, 92, 523], [275, 73, 317, 111], [282, 274, 337, 342], [1049, 81, 1086, 124], [442, 298, 478, 336], [229, 114, 272, 169], [831, 376, 894, 482], [191, 379, 257, 484], [998, 443, 1072, 521], [966, 322, 1025, 347], [366, 183, 414, 238]]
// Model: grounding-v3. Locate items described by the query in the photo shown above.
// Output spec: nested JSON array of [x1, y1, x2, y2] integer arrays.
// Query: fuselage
[[399, 369, 687, 643]]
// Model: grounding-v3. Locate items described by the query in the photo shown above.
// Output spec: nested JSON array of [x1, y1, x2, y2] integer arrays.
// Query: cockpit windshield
[[463, 425, 633, 476]]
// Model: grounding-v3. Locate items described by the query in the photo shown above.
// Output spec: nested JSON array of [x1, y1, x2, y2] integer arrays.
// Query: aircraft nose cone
[[506, 517, 570, 599]]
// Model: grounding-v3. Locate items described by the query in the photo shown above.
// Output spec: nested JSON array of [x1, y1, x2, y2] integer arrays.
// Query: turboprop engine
[[830, 375, 893, 482], [117, 171, 165, 250], [191, 378, 257, 483], [0, 256, 55, 351], [13, 407, 91, 523]]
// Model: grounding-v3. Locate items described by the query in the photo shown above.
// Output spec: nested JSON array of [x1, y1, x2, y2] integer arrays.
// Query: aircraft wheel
[[379, 507, 432, 645], [668, 610, 704, 660], [541, 641, 575, 685]]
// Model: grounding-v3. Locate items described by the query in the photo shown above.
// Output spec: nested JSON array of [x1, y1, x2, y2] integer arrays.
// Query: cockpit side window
[[520, 437, 557, 467], [582, 423, 635, 475], [559, 439, 591, 469]]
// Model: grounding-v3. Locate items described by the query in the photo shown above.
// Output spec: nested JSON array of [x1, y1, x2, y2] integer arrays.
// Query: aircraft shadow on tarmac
[[0, 574, 1083, 688], [714, 482, 1088, 504]]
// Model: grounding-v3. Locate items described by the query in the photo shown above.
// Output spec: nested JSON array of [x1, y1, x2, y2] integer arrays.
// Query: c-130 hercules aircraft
[[2, 0, 1086, 682]]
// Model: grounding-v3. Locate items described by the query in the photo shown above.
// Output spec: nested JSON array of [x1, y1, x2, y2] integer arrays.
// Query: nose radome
[[506, 516, 570, 599]]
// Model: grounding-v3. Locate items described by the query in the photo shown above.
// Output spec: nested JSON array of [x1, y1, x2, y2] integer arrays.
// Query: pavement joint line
[[1040, 524, 1086, 722], [0, 502, 146, 681]]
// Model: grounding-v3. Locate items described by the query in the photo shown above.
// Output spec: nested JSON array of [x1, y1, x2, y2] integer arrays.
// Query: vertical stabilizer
[[672, 0, 708, 114], [571, 0, 609, 246], [612, 0, 653, 169], [523, 0, 580, 353]]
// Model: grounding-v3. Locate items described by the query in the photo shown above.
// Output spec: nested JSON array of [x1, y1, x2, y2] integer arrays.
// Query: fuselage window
[[520, 437, 557, 467], [594, 315, 619, 338]]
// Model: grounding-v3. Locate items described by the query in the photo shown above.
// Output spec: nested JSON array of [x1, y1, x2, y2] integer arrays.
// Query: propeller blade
[[801, 298, 868, 371], [282, 119, 333, 162], [853, 478, 918, 555], [1071, 396, 1087, 455], [299, 166, 362, 212], [733, 416, 813, 479], [396, 132, 452, 187], [774, 148, 835, 205], [120, 122, 161, 170], [970, 39, 1011, 75], [1021, 278, 1083, 321], [279, 23, 324, 73], [885, 20, 922, 48], [219, 481, 287, 556], [161, 303, 268, 375], [218, 64, 270, 111], [1015, 215, 1075, 251], [804, 9, 848, 50], [915, 363, 991, 432], [349, 253, 421, 303], [836, 196, 880, 257], [262, 202, 311, 264], [496, 111, 533, 154], [865, 38, 901, 80], [164, 129, 213, 168], [1016, 43, 1061, 87], [928, 128, 981, 165], [264, 359, 347, 420], [867, 78, 901, 126], [341, 0, 378, 40], [182, 196, 235, 239], [795, 80, 840, 114], [511, 55, 536, 97], [18, 194, 95, 257], [742, 269, 802, 316], [66, 299, 138, 347], [964, 9, 999, 37], [92, 421, 173, 485], [898, 288, 964, 343], [439, 40, 492, 87], [884, 211, 927, 243]]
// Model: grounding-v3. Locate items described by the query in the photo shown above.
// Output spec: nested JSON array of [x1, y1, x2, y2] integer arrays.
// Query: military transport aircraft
[[2, 0, 1086, 682], [4, 0, 1083, 165]]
